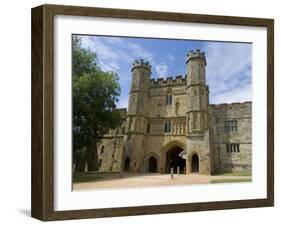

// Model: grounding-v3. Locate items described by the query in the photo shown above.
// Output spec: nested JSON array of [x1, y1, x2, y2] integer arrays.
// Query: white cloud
[[80, 36, 156, 73], [210, 83, 252, 104], [80, 36, 120, 72], [156, 64, 169, 77], [126, 43, 155, 63], [203, 42, 252, 103]]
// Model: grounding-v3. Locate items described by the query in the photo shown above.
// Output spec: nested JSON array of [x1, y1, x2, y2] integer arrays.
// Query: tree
[[72, 36, 122, 172]]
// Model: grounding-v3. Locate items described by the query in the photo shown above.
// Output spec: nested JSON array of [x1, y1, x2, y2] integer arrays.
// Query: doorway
[[124, 157, 130, 172], [191, 154, 199, 173], [148, 156, 157, 173], [166, 146, 186, 173]]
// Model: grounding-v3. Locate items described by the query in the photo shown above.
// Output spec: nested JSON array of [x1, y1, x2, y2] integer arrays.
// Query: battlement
[[150, 75, 186, 87], [186, 49, 206, 65], [131, 59, 151, 72], [209, 101, 252, 110]]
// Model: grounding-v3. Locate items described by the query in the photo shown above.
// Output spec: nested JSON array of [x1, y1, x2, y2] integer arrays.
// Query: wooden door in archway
[[124, 157, 130, 172], [148, 156, 157, 173], [191, 154, 199, 173]]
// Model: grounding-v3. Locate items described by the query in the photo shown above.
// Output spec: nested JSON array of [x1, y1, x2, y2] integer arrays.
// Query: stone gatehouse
[[96, 49, 252, 175]]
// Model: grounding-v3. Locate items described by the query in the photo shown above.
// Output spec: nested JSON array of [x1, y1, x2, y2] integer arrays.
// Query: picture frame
[[31, 4, 274, 221]]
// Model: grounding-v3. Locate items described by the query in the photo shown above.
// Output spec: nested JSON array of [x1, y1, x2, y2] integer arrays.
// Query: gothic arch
[[160, 140, 187, 154], [160, 140, 187, 173], [145, 152, 160, 173], [188, 151, 201, 173]]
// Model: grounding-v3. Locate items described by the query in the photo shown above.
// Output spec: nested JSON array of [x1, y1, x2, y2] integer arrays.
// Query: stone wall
[[96, 109, 127, 172], [95, 52, 252, 175], [97, 100, 252, 174], [209, 102, 252, 172]]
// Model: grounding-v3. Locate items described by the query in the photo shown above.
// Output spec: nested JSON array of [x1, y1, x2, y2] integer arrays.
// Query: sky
[[77, 34, 252, 108]]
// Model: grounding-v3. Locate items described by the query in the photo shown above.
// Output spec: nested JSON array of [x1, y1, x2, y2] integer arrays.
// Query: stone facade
[[96, 49, 252, 175]]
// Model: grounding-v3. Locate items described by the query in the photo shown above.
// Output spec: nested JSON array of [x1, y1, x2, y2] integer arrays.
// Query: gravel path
[[73, 173, 251, 190]]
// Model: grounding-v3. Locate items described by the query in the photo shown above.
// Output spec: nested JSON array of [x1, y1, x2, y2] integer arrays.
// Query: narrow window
[[166, 95, 172, 105], [98, 159, 102, 167], [164, 121, 172, 133], [100, 145, 104, 153], [147, 123, 150, 133], [226, 144, 229, 152], [122, 127, 125, 134], [166, 95, 169, 105]]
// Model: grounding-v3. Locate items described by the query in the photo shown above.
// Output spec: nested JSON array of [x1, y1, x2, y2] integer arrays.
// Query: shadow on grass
[[73, 172, 152, 183], [212, 170, 252, 177], [210, 178, 252, 184]]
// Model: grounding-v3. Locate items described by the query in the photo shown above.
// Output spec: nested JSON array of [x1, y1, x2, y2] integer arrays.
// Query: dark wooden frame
[[31, 4, 274, 221]]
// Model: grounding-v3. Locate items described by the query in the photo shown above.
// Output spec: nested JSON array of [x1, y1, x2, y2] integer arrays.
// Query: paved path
[[73, 173, 251, 190]]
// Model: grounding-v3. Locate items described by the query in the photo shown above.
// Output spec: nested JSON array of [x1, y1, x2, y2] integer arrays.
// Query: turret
[[186, 49, 206, 87], [185, 49, 212, 175], [186, 49, 209, 133], [128, 59, 151, 116], [123, 59, 151, 173]]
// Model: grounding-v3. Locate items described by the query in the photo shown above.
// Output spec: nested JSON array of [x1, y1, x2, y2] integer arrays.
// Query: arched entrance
[[148, 156, 157, 173], [191, 154, 199, 173], [124, 157, 130, 172], [166, 146, 186, 173]]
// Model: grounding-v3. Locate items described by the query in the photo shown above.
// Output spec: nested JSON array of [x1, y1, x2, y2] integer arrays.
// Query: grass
[[210, 178, 252, 184], [213, 170, 252, 177], [73, 172, 120, 183]]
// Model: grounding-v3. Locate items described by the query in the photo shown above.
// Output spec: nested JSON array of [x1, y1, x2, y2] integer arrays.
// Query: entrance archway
[[124, 157, 130, 172], [166, 146, 186, 173], [191, 154, 199, 173], [148, 156, 157, 173]]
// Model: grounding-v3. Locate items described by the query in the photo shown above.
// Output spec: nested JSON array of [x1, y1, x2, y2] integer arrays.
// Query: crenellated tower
[[123, 59, 151, 173], [185, 49, 212, 174]]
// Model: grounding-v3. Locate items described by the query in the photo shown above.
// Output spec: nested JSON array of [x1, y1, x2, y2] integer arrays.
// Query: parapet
[[150, 75, 186, 87], [209, 101, 252, 110], [186, 49, 206, 65], [131, 59, 151, 72]]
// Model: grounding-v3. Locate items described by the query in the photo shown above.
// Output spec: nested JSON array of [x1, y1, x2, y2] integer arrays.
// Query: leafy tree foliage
[[72, 36, 122, 171]]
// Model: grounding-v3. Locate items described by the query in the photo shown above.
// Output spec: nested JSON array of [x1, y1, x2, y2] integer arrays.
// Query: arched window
[[98, 159, 102, 168], [100, 145, 104, 153]]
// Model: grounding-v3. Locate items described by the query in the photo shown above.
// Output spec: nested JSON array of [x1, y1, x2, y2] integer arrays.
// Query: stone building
[[97, 49, 252, 175]]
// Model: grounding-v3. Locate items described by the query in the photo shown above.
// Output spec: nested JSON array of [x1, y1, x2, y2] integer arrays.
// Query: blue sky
[[78, 35, 252, 108]]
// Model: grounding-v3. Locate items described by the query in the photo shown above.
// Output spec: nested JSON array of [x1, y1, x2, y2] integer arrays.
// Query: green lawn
[[210, 178, 252, 184], [212, 171, 252, 177], [73, 172, 120, 183]]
